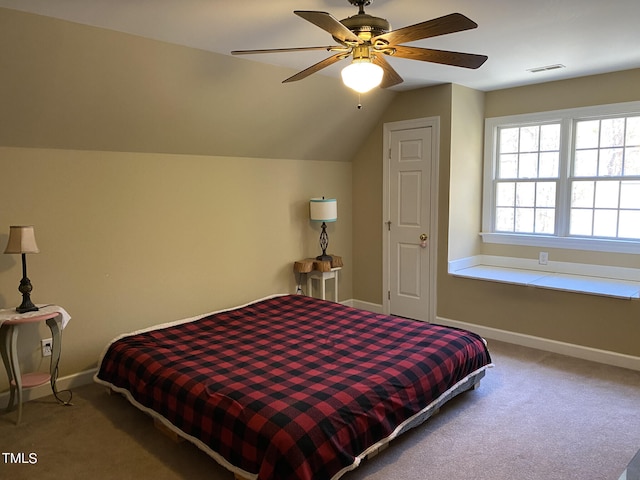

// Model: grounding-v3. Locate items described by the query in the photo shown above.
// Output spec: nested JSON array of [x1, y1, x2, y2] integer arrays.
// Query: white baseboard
[[344, 299, 640, 371], [435, 315, 640, 372], [0, 368, 97, 405], [4, 299, 638, 408], [346, 299, 384, 313]]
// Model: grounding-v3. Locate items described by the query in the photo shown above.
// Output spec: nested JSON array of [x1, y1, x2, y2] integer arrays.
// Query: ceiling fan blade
[[392, 45, 488, 69], [373, 55, 404, 88], [283, 53, 345, 83], [231, 46, 338, 55], [294, 10, 363, 45], [373, 13, 478, 46]]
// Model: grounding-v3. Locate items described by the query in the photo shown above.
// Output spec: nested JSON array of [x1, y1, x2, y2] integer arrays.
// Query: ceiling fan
[[231, 0, 488, 93]]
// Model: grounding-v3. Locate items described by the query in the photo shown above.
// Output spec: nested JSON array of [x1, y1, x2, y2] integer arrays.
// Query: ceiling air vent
[[527, 64, 566, 73]]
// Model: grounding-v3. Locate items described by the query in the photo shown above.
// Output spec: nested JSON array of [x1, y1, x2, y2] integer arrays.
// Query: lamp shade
[[310, 198, 337, 223], [341, 60, 384, 93], [4, 225, 40, 254]]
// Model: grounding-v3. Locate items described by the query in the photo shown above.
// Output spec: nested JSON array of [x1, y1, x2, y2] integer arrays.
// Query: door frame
[[382, 117, 440, 321]]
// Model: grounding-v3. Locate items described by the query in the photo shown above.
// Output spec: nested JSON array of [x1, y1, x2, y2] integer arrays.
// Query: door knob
[[419, 233, 428, 248]]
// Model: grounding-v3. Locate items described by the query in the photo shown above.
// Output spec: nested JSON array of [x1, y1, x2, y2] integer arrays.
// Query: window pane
[[498, 154, 518, 178], [575, 120, 600, 149], [539, 152, 559, 177], [535, 208, 555, 234], [536, 182, 556, 207], [520, 126, 539, 152], [574, 149, 598, 176], [593, 209, 618, 237], [600, 118, 626, 147], [500, 127, 519, 153], [571, 181, 594, 208], [569, 114, 640, 241], [495, 207, 514, 231], [570, 209, 593, 236], [598, 148, 624, 176], [515, 207, 534, 232], [516, 182, 535, 207], [540, 124, 560, 151], [620, 181, 640, 209], [619, 210, 640, 239], [594, 181, 619, 209], [519, 153, 538, 178], [626, 116, 640, 145], [496, 182, 515, 206], [624, 147, 640, 175]]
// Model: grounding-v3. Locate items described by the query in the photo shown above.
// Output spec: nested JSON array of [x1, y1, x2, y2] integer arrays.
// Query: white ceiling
[[2, 0, 640, 92]]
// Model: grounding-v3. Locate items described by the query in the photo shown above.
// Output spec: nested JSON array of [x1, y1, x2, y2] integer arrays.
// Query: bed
[[94, 294, 492, 480]]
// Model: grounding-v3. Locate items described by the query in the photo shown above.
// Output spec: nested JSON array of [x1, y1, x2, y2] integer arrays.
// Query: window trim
[[483, 101, 640, 254]]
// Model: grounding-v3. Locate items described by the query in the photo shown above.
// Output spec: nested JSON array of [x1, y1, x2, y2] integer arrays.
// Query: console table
[[0, 305, 71, 424]]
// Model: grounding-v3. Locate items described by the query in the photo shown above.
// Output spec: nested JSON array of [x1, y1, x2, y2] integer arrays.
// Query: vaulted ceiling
[[2, 1, 640, 164], [1, 0, 640, 92]]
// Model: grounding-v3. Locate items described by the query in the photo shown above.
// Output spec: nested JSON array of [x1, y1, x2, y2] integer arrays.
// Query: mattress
[[95, 294, 492, 480]]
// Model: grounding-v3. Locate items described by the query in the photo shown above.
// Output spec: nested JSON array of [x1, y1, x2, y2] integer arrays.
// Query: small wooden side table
[[0, 306, 70, 424], [306, 268, 341, 301], [294, 255, 343, 302]]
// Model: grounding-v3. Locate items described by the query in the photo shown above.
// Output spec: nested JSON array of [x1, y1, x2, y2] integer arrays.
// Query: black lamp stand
[[16, 253, 38, 313], [316, 222, 333, 262]]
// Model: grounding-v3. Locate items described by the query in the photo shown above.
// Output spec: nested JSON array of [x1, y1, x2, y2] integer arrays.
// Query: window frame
[[482, 101, 640, 255]]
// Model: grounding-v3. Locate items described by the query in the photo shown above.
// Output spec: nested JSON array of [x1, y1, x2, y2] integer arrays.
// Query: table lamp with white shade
[[310, 197, 337, 262]]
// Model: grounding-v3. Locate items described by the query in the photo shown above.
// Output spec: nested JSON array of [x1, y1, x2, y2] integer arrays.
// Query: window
[[483, 101, 640, 254]]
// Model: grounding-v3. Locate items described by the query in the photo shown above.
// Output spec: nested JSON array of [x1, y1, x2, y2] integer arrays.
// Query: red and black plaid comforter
[[96, 295, 491, 480]]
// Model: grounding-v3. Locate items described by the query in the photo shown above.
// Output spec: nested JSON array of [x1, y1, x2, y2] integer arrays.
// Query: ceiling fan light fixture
[[341, 59, 383, 93]]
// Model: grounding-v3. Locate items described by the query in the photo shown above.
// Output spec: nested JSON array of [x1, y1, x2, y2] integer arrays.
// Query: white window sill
[[448, 255, 640, 299]]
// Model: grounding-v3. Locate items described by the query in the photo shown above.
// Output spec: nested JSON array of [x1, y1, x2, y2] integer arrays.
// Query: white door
[[383, 118, 439, 321]]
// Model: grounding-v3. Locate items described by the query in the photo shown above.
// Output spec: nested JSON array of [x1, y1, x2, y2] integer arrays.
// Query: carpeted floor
[[1, 339, 639, 480]]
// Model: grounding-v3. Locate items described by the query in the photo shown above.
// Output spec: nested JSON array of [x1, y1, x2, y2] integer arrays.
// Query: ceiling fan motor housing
[[339, 13, 390, 42]]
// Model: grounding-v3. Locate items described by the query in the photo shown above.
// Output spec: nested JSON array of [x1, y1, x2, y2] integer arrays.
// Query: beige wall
[[2, 6, 640, 393], [0, 148, 352, 390], [353, 71, 640, 358], [352, 84, 453, 305], [448, 84, 485, 261], [0, 8, 360, 391], [482, 68, 640, 269], [0, 7, 395, 162], [485, 68, 640, 118], [448, 69, 640, 356]]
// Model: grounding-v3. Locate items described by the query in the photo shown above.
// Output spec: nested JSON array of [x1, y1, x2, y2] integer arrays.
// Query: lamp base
[[16, 300, 39, 314], [316, 222, 333, 263], [16, 305, 39, 314], [16, 276, 39, 313]]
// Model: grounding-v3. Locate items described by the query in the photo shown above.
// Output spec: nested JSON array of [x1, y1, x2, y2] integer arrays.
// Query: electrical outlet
[[539, 252, 549, 265], [41, 338, 52, 357]]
